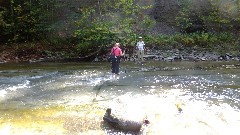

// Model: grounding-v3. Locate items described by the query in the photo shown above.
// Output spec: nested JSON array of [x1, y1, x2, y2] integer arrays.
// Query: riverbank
[[95, 46, 240, 63], [1, 44, 240, 63], [0, 43, 77, 63]]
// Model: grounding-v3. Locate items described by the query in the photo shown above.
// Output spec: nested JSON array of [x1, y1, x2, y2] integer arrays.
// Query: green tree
[[73, 0, 155, 55], [0, 0, 58, 43], [176, 0, 240, 33]]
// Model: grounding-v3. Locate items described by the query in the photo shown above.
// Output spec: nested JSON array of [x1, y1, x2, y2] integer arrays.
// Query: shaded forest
[[0, 0, 240, 62]]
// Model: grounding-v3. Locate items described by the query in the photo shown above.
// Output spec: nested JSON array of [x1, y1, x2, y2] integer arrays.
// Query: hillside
[[0, 0, 240, 63]]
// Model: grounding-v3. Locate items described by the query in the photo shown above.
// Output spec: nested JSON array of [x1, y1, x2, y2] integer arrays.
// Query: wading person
[[136, 37, 145, 62], [111, 43, 124, 76]]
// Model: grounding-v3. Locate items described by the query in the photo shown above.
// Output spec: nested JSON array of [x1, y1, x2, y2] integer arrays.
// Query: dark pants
[[111, 57, 120, 74]]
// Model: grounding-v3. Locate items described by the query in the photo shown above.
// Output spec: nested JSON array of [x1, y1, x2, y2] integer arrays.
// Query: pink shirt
[[111, 47, 122, 56]]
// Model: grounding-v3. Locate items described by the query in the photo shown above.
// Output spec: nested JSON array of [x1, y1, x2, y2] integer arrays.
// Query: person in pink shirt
[[110, 43, 125, 75]]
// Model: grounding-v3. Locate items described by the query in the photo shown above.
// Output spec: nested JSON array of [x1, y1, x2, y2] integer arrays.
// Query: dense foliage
[[0, 0, 58, 43], [0, 0, 240, 59], [145, 32, 236, 48], [73, 0, 155, 55], [176, 0, 240, 33]]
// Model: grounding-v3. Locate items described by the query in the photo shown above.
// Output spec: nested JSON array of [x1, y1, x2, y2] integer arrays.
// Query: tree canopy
[[0, 0, 240, 52]]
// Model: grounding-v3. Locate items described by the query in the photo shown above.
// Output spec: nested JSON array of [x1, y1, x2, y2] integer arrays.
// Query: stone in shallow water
[[103, 108, 149, 132]]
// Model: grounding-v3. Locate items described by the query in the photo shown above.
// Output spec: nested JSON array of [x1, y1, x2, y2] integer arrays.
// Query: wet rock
[[97, 47, 240, 63], [143, 54, 157, 60], [165, 57, 174, 62], [103, 108, 149, 132]]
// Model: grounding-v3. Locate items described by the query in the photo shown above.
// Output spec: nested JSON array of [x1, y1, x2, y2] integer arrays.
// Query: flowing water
[[0, 61, 240, 135]]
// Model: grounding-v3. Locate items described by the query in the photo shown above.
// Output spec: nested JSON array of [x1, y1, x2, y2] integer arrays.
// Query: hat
[[139, 36, 142, 39]]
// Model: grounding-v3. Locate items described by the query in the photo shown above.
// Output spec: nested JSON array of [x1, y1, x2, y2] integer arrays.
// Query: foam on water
[[0, 80, 30, 98], [0, 90, 7, 97], [103, 89, 240, 135]]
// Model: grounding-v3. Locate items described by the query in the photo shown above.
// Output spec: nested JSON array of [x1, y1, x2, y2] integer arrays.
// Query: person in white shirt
[[136, 37, 145, 62]]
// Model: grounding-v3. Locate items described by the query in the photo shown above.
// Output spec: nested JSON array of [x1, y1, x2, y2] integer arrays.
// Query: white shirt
[[137, 41, 145, 50]]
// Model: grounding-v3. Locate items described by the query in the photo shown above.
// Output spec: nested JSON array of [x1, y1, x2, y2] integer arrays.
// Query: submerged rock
[[103, 108, 150, 132]]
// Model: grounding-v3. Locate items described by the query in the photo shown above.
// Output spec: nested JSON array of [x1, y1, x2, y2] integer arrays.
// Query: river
[[0, 61, 240, 135]]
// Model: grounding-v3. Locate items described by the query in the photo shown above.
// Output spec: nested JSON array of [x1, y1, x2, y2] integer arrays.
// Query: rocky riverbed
[[94, 47, 240, 62], [1, 45, 240, 63]]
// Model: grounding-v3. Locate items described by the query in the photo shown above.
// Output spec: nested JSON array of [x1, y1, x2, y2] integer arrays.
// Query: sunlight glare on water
[[102, 88, 240, 135], [0, 62, 240, 135]]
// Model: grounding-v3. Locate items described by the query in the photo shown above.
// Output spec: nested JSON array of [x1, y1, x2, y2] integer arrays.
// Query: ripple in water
[[0, 63, 240, 135]]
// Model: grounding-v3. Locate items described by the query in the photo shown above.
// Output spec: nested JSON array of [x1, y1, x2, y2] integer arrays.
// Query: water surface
[[0, 61, 240, 135]]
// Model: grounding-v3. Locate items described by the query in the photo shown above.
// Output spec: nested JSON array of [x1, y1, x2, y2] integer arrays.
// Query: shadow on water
[[0, 61, 240, 134]]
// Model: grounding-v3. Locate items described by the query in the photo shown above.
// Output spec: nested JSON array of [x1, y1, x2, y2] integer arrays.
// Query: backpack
[[107, 48, 117, 62]]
